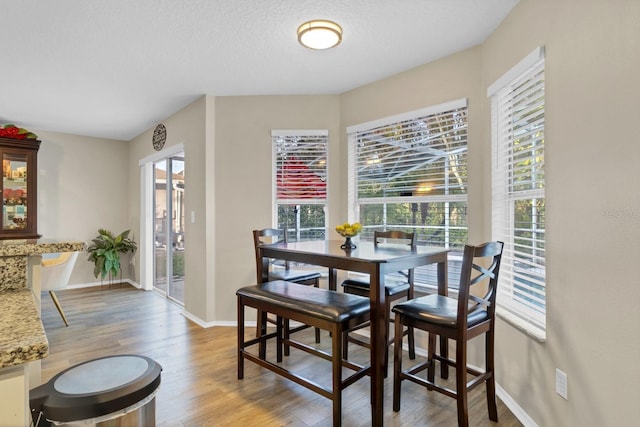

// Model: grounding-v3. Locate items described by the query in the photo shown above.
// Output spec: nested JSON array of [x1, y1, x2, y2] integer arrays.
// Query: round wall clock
[[152, 124, 166, 151]]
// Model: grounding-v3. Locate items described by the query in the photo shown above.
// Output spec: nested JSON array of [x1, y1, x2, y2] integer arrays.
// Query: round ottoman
[[30, 354, 162, 426]]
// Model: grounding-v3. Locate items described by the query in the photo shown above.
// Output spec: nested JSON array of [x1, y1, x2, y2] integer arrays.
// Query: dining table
[[257, 239, 449, 426]]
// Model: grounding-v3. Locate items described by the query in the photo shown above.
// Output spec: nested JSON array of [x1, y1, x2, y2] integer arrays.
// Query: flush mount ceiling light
[[297, 20, 342, 50]]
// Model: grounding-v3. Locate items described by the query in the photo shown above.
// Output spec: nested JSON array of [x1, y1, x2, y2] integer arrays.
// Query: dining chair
[[41, 251, 79, 327], [341, 230, 417, 372], [392, 241, 504, 427], [253, 228, 323, 348]]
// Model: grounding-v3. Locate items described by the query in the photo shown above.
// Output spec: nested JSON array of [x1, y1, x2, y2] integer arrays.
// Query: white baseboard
[[67, 278, 140, 290], [496, 383, 539, 427]]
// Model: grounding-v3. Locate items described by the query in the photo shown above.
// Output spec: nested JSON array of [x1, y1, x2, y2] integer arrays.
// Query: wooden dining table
[[257, 239, 449, 426]]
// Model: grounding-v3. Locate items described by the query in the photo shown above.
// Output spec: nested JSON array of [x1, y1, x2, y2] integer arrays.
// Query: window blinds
[[272, 131, 327, 204], [272, 131, 328, 241], [491, 51, 546, 336], [351, 102, 468, 202], [347, 100, 469, 289]]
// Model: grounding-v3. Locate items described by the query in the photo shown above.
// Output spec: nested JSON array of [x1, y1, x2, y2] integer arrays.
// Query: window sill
[[496, 308, 546, 342]]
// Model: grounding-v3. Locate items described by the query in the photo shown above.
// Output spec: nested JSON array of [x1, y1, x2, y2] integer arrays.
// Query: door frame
[[139, 143, 184, 291]]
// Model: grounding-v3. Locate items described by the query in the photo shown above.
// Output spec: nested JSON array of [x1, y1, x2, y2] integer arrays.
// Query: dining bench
[[237, 280, 371, 426]]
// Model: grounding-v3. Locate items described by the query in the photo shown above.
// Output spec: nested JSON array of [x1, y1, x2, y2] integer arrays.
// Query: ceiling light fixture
[[297, 20, 343, 50]]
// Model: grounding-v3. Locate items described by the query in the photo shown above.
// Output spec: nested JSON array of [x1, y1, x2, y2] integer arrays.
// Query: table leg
[[328, 268, 337, 291]]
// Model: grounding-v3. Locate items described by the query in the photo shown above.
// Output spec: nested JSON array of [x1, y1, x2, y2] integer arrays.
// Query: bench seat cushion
[[237, 280, 370, 324]]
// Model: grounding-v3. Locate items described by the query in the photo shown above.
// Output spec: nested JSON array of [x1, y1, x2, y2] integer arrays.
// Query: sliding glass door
[[153, 154, 185, 304]]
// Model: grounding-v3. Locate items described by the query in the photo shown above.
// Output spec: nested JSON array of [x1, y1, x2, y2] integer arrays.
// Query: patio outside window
[[347, 100, 469, 291], [272, 130, 328, 242]]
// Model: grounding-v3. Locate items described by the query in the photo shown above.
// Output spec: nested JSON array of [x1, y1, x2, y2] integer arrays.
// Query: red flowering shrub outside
[[0, 124, 37, 140]]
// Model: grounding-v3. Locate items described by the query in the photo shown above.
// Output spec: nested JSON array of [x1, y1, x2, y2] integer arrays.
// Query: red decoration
[[0, 124, 37, 140]]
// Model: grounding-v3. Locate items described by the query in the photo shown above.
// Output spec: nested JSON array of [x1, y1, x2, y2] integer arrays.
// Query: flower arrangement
[[0, 124, 38, 140], [335, 222, 362, 237]]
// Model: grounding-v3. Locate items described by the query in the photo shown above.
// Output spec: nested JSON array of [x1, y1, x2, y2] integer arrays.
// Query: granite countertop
[[0, 289, 48, 369], [0, 239, 85, 257]]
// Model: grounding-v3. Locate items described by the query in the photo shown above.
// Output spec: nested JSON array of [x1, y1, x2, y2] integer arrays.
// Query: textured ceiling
[[2, 0, 518, 141]]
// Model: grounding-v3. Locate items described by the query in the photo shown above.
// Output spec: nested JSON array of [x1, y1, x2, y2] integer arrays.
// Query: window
[[489, 47, 546, 338], [272, 130, 328, 242], [347, 99, 468, 289]]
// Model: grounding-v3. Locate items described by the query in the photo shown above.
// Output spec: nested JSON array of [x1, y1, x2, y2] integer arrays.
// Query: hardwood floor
[[40, 285, 523, 427]]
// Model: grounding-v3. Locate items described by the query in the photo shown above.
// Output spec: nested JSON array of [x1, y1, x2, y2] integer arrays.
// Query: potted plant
[[86, 229, 137, 283]]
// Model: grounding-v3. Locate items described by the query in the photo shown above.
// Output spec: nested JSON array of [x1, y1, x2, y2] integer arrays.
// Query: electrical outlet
[[556, 368, 568, 400]]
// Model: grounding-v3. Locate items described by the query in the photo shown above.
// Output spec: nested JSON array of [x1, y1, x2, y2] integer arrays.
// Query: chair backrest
[[373, 230, 417, 248], [253, 228, 290, 282], [41, 251, 79, 292], [374, 230, 417, 282], [456, 241, 504, 329]]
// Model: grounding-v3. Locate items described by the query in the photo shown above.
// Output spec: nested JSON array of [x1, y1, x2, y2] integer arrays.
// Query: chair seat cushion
[[341, 278, 410, 297], [392, 294, 488, 327], [237, 281, 370, 324], [269, 269, 321, 283]]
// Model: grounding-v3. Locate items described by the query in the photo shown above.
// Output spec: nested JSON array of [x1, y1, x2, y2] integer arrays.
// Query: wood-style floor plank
[[40, 286, 523, 427]]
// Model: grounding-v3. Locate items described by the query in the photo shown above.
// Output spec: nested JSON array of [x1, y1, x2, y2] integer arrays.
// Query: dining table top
[[259, 239, 448, 266]]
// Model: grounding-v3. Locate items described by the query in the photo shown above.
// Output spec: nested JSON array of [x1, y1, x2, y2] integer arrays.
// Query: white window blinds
[[347, 100, 468, 288], [490, 48, 546, 338], [272, 130, 328, 241]]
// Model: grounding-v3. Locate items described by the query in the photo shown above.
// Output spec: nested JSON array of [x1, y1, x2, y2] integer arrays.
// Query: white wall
[[127, 96, 211, 321], [213, 95, 341, 321], [481, 1, 640, 425], [36, 130, 130, 285]]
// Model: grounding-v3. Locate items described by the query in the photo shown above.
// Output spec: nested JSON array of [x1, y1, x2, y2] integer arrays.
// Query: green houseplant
[[87, 229, 137, 281]]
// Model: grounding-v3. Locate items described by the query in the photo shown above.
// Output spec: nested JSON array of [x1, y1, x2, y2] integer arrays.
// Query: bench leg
[[284, 319, 291, 356], [276, 316, 283, 363], [332, 324, 343, 427]]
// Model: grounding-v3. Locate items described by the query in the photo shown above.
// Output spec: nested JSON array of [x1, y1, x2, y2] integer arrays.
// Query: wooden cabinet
[[0, 137, 40, 240]]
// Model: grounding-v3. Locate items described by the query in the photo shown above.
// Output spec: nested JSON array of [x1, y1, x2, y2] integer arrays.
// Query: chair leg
[[342, 330, 349, 360], [237, 297, 245, 380], [49, 291, 69, 327], [486, 329, 498, 421], [392, 314, 403, 412], [427, 333, 436, 383], [258, 310, 268, 359], [456, 339, 469, 427], [407, 325, 415, 359]]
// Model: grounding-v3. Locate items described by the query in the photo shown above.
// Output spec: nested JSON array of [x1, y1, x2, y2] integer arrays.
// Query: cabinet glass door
[[2, 153, 28, 232]]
